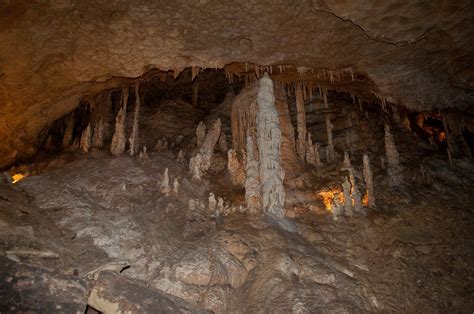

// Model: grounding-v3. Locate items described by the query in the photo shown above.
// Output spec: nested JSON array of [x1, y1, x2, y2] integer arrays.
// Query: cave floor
[[1, 151, 473, 312]]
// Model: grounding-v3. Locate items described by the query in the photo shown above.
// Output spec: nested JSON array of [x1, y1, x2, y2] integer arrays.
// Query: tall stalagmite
[[92, 120, 104, 149], [128, 83, 141, 156], [110, 87, 128, 156], [295, 83, 306, 161], [62, 113, 75, 148], [363, 154, 375, 207], [80, 123, 92, 153], [256, 73, 285, 218], [245, 135, 262, 214]]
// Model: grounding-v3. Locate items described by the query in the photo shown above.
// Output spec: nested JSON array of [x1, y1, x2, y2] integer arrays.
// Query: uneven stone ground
[[1, 146, 473, 312]]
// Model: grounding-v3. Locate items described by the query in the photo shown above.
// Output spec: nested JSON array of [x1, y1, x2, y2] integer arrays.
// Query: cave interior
[[1, 1, 474, 313]]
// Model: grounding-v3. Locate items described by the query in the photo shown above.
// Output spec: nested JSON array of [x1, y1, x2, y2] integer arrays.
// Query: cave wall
[[0, 0, 473, 168]]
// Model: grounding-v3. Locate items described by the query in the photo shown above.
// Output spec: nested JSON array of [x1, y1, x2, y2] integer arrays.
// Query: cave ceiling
[[0, 0, 473, 168]]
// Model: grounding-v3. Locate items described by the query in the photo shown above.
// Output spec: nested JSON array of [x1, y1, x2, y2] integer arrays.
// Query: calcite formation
[[110, 87, 128, 156], [363, 154, 375, 208], [325, 115, 335, 162], [227, 149, 246, 186], [384, 124, 402, 184], [256, 73, 285, 218], [245, 135, 262, 214], [92, 120, 104, 149], [128, 83, 141, 156], [160, 168, 171, 196], [80, 123, 92, 153], [196, 122, 206, 148], [189, 119, 221, 180], [295, 83, 307, 161]]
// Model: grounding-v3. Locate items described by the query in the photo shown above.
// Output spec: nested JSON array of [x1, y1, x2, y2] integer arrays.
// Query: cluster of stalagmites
[[189, 119, 222, 180]]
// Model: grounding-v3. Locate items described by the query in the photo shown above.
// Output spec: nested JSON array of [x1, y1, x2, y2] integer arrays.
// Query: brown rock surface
[[1, 0, 473, 167]]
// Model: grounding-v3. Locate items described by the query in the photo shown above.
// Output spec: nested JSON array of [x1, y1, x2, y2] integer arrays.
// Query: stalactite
[[322, 89, 328, 108], [128, 83, 141, 156], [218, 132, 228, 154], [110, 87, 128, 156], [325, 114, 335, 162], [384, 124, 402, 184], [295, 82, 306, 161], [363, 154, 375, 207], [160, 168, 171, 196], [63, 113, 75, 148], [245, 135, 262, 214], [92, 120, 104, 149], [306, 132, 316, 166], [227, 149, 245, 186], [196, 121, 206, 148], [256, 73, 285, 218], [80, 123, 92, 153], [342, 177, 353, 217]]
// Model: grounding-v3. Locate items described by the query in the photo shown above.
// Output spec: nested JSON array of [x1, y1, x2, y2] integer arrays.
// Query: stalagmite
[[188, 199, 196, 211], [295, 83, 307, 161], [190, 118, 221, 178], [139, 146, 149, 159], [256, 73, 285, 218], [92, 120, 104, 149], [196, 121, 206, 148], [245, 135, 262, 214], [128, 83, 141, 156], [363, 154, 375, 207], [342, 177, 353, 217], [218, 132, 228, 154], [63, 113, 75, 147], [173, 178, 179, 195], [175, 135, 184, 146], [80, 123, 92, 153], [384, 124, 402, 184], [177, 150, 185, 163], [325, 114, 335, 162], [208, 193, 217, 213], [160, 168, 171, 196], [342, 151, 352, 170], [227, 149, 245, 186], [110, 87, 128, 156]]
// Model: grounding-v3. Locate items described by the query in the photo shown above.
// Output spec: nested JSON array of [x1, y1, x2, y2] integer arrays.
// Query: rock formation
[[218, 132, 228, 154], [92, 120, 104, 149], [196, 121, 206, 148], [110, 87, 128, 156], [173, 178, 179, 195], [128, 83, 141, 156], [256, 73, 285, 218], [177, 150, 185, 163], [62, 113, 75, 148], [295, 83, 307, 161], [189, 119, 221, 180], [160, 168, 171, 196], [245, 135, 262, 214], [342, 177, 353, 217], [363, 154, 375, 208], [138, 146, 149, 159], [80, 123, 92, 153], [228, 149, 246, 186]]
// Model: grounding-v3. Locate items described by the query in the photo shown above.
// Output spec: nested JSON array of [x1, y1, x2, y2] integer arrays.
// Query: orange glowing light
[[362, 193, 369, 206], [438, 132, 446, 142], [318, 189, 343, 212], [12, 173, 27, 184]]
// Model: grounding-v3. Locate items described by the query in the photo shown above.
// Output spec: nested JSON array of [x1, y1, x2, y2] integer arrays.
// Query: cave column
[[256, 73, 285, 218]]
